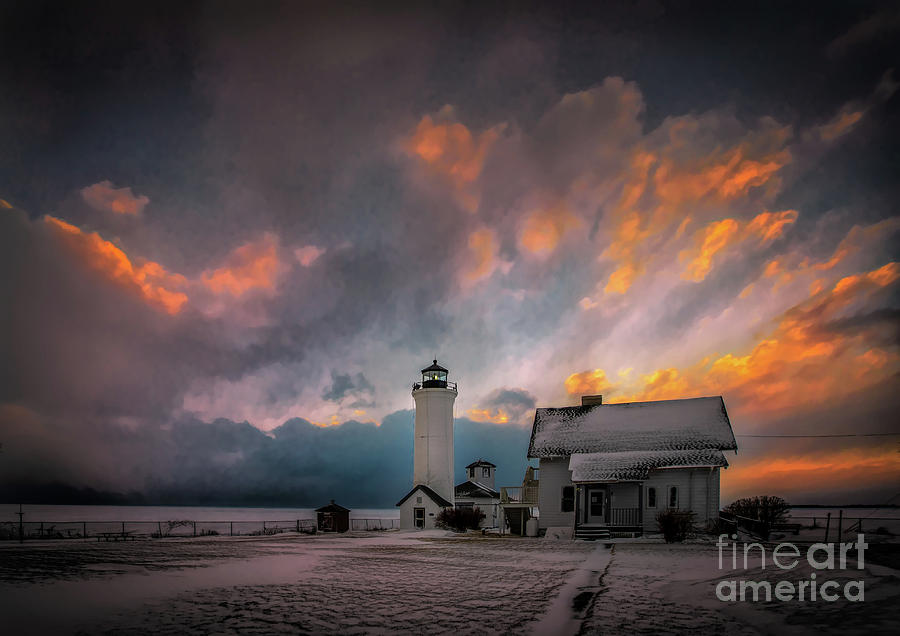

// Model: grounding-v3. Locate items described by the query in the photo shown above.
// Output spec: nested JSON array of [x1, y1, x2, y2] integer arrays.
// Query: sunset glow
[[2, 2, 898, 509]]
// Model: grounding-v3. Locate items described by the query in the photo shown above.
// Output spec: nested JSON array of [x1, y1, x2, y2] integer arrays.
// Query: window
[[561, 486, 575, 512], [482, 467, 490, 478], [668, 486, 679, 509], [456, 502, 474, 509], [416, 496, 422, 504], [647, 487, 657, 508], [469, 467, 475, 478]]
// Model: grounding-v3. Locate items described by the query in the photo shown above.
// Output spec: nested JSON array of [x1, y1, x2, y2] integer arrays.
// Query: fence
[[719, 510, 900, 542], [0, 518, 326, 541], [350, 518, 399, 531]]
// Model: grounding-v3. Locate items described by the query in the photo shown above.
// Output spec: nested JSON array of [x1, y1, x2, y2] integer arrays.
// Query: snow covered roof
[[315, 500, 350, 513], [528, 396, 736, 458], [395, 484, 453, 508], [454, 480, 500, 498], [568, 449, 729, 482]]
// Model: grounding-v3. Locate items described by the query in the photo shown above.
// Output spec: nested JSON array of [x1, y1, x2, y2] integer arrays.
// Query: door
[[585, 487, 606, 525], [414, 507, 425, 529]]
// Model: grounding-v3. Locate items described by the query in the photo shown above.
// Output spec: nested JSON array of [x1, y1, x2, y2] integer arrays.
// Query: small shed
[[316, 500, 350, 533]]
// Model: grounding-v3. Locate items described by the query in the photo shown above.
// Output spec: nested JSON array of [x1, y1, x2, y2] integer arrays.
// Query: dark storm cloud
[[322, 371, 375, 404], [0, 409, 531, 508]]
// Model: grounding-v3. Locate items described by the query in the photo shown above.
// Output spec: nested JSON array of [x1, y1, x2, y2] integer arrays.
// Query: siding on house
[[641, 467, 720, 532], [538, 457, 574, 530], [540, 461, 723, 532], [398, 488, 450, 530]]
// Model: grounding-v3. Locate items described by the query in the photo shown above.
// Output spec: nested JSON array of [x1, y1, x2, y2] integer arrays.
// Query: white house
[[397, 360, 457, 529], [529, 394, 737, 539], [454, 459, 501, 528]]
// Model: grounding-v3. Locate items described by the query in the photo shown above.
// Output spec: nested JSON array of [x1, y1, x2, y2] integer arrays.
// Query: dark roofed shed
[[315, 500, 350, 533]]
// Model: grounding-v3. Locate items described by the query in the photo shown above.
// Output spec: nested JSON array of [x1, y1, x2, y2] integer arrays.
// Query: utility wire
[[736, 433, 899, 438]]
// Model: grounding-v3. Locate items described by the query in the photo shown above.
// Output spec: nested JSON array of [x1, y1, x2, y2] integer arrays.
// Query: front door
[[414, 507, 425, 529], [585, 487, 606, 525]]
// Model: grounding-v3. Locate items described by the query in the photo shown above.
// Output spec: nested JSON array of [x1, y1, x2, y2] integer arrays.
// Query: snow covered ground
[[0, 532, 897, 634]]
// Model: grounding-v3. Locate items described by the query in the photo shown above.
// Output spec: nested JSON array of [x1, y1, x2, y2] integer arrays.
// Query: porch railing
[[609, 508, 641, 527], [500, 486, 539, 504]]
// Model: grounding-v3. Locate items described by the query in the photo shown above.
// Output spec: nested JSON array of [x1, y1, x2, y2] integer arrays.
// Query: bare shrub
[[436, 507, 485, 532], [656, 509, 696, 543]]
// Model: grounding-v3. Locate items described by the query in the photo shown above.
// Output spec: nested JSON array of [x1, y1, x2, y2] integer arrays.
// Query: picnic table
[[97, 530, 136, 542]]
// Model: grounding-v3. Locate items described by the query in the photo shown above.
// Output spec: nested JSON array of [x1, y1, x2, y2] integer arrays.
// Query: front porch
[[574, 482, 643, 539]]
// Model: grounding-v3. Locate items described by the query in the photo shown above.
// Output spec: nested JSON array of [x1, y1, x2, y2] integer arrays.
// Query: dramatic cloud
[[45, 215, 188, 314], [2, 3, 898, 507], [201, 233, 282, 297], [403, 105, 504, 212], [322, 371, 375, 407], [466, 388, 536, 425], [80, 180, 150, 216]]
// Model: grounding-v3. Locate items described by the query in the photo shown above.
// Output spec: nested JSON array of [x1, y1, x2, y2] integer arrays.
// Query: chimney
[[581, 395, 603, 406]]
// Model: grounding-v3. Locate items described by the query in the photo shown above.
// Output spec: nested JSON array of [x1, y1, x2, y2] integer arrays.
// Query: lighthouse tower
[[396, 359, 458, 529], [413, 360, 457, 503]]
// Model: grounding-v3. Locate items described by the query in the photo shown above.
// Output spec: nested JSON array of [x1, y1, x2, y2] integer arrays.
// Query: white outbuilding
[[454, 460, 501, 528]]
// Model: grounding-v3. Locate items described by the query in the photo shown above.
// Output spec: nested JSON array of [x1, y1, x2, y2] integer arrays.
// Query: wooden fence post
[[824, 512, 831, 543], [837, 510, 843, 538], [230, 522, 233, 536], [193, 522, 196, 537], [83, 522, 87, 540], [157, 521, 162, 538]]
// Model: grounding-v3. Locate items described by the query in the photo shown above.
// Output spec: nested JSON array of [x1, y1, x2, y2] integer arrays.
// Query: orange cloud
[[201, 234, 281, 297], [819, 109, 864, 142], [518, 201, 582, 258], [80, 180, 149, 215], [45, 216, 187, 314], [600, 120, 792, 294], [679, 210, 797, 282], [680, 218, 740, 281], [588, 262, 900, 413], [294, 245, 325, 267], [404, 106, 503, 212], [725, 446, 900, 500], [564, 369, 619, 396], [462, 228, 501, 284], [653, 146, 790, 209], [466, 408, 510, 424]]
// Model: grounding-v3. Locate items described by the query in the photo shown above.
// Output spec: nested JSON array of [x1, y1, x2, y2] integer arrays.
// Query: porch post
[[574, 485, 580, 532], [638, 482, 644, 532]]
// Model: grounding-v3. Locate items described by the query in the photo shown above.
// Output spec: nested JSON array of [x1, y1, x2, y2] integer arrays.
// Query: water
[[0, 504, 398, 523]]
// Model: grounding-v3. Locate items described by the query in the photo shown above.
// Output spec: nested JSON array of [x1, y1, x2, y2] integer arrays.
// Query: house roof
[[315, 500, 350, 513], [568, 449, 729, 482], [395, 484, 453, 508], [528, 396, 737, 458], [465, 459, 496, 468], [454, 480, 500, 498]]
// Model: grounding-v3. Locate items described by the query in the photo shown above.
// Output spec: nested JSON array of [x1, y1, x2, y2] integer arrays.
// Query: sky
[[1, 0, 898, 507]]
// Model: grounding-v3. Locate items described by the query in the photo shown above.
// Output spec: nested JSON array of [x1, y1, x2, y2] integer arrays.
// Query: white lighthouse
[[396, 359, 458, 529]]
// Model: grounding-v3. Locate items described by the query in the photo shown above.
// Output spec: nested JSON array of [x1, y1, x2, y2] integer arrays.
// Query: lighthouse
[[396, 359, 458, 529]]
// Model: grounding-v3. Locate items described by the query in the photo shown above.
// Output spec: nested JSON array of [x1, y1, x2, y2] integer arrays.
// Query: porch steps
[[575, 526, 611, 541]]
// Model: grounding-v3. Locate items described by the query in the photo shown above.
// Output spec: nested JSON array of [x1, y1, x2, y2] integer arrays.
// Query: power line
[[736, 433, 900, 438]]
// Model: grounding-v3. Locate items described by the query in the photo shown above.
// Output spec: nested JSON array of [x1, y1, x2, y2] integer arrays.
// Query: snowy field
[[0, 532, 898, 635]]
